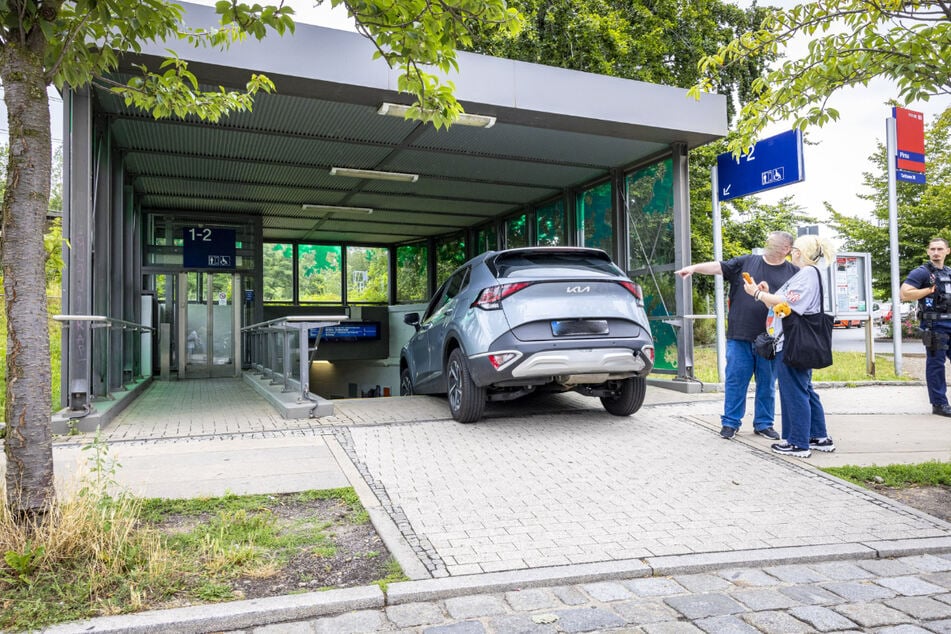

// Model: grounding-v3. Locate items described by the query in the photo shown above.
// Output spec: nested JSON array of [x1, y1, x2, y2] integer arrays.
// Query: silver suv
[[400, 247, 655, 422]]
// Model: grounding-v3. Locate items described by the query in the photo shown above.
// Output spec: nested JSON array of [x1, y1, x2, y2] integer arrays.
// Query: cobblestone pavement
[[225, 553, 951, 633]]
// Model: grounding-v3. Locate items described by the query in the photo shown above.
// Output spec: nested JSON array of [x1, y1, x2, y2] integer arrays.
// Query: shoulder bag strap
[[803, 265, 824, 316]]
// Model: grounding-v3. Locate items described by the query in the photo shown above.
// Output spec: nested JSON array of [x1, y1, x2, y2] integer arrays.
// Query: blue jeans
[[721, 338, 777, 431], [924, 323, 951, 407], [775, 349, 829, 449]]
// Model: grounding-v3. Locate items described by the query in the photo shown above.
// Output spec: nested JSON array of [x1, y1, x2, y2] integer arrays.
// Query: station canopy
[[96, 2, 727, 246]]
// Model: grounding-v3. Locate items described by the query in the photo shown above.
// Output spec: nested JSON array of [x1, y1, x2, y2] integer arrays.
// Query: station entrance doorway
[[152, 272, 242, 379]]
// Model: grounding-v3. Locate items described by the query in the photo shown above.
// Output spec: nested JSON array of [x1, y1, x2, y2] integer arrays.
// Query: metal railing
[[53, 314, 154, 415], [241, 315, 348, 402]]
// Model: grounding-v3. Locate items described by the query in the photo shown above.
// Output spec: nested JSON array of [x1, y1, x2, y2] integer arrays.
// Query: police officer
[[901, 237, 951, 417]]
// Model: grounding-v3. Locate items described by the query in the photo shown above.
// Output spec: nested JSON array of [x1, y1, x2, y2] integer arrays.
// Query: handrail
[[52, 314, 154, 415], [241, 314, 349, 332], [53, 314, 154, 332], [242, 315, 348, 403]]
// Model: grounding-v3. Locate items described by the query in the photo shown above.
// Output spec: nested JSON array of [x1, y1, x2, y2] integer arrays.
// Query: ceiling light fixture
[[377, 102, 497, 129], [329, 166, 419, 183], [301, 204, 373, 215]]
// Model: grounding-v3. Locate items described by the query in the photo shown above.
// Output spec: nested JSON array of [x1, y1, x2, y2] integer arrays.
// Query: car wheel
[[400, 368, 414, 396], [446, 348, 485, 423], [600, 376, 646, 416]]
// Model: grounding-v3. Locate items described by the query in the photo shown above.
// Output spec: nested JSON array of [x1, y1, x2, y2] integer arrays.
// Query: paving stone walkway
[[336, 409, 950, 579], [237, 554, 951, 633]]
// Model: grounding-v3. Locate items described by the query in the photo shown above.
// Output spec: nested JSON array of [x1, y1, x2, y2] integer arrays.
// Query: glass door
[[178, 272, 241, 378]]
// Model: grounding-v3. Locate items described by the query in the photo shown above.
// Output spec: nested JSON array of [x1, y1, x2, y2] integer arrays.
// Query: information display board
[[309, 322, 381, 342], [831, 252, 872, 319]]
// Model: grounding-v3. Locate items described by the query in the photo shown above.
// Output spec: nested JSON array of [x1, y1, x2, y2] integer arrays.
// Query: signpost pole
[[710, 165, 726, 383], [886, 115, 903, 376]]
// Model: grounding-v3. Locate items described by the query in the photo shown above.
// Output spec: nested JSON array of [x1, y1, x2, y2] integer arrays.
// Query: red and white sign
[[894, 107, 926, 173]]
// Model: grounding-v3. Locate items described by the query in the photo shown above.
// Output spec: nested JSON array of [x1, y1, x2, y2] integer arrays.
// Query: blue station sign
[[183, 227, 236, 269], [716, 129, 805, 201]]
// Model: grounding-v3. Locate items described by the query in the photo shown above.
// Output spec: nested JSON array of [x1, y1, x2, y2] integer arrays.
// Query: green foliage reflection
[[397, 245, 429, 303]]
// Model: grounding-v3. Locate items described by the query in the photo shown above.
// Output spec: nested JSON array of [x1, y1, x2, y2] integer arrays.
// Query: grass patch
[[822, 461, 951, 488], [689, 348, 912, 384], [374, 557, 409, 592], [1, 441, 402, 631]]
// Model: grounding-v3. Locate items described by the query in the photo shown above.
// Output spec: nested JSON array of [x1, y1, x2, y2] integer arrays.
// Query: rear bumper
[[467, 340, 654, 388]]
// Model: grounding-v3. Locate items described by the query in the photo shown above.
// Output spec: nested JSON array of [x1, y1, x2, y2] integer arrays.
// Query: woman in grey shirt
[[742, 235, 837, 458]]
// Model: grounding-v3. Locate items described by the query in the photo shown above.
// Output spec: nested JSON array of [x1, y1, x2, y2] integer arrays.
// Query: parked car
[[880, 301, 916, 323], [833, 318, 862, 329], [399, 247, 655, 423]]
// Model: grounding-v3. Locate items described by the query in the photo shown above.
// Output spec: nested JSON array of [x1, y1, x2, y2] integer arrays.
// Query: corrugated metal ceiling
[[97, 77, 673, 246]]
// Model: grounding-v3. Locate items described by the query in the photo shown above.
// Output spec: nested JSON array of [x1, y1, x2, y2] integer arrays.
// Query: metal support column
[[63, 87, 94, 413], [671, 142, 694, 380]]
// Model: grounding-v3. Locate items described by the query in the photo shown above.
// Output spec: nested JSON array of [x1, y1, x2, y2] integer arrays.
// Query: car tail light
[[472, 282, 533, 310], [488, 352, 518, 369], [644, 346, 655, 363], [618, 281, 644, 302]]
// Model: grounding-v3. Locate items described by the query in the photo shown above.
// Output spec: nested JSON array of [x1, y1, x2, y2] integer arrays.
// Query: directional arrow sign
[[716, 129, 804, 201]]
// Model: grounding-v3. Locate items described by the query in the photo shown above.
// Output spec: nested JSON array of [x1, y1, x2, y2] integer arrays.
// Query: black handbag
[[782, 266, 834, 370], [753, 332, 777, 360]]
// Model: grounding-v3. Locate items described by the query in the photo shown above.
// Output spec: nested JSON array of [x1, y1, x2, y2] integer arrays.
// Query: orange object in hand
[[742, 272, 753, 285], [774, 302, 791, 317]]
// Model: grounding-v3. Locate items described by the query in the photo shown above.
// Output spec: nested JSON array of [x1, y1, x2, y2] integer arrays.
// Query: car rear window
[[491, 251, 622, 279]]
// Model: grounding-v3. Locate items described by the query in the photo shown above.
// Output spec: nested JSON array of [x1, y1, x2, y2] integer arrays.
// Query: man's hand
[[674, 266, 693, 278]]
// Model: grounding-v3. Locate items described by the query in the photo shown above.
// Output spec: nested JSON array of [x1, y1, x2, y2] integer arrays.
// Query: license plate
[[551, 319, 609, 336]]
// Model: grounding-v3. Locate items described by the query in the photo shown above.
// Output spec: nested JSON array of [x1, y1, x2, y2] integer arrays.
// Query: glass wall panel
[[505, 213, 528, 248], [347, 246, 389, 303], [626, 158, 677, 371], [627, 159, 675, 270], [536, 199, 566, 246], [263, 242, 293, 303], [475, 225, 498, 254], [436, 235, 466, 286], [397, 244, 429, 303], [298, 244, 342, 303], [577, 181, 613, 259]]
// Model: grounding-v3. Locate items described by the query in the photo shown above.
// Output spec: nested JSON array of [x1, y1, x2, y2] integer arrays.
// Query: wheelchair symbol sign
[[761, 167, 785, 186]]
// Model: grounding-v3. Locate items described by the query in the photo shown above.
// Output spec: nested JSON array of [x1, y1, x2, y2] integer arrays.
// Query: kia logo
[[566, 286, 590, 293]]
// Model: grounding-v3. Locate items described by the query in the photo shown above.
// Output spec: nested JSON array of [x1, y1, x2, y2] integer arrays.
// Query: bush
[[692, 317, 716, 346], [881, 314, 922, 339]]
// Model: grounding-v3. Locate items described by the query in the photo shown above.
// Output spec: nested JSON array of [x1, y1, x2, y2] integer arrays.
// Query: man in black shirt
[[676, 231, 798, 439], [900, 237, 951, 417]]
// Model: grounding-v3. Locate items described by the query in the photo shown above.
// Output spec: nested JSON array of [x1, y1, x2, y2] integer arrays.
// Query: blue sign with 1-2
[[183, 227, 236, 269], [716, 129, 804, 201]]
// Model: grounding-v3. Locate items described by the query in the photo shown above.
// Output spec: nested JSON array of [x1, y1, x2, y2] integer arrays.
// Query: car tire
[[600, 376, 646, 416], [400, 368, 414, 396], [446, 348, 485, 423]]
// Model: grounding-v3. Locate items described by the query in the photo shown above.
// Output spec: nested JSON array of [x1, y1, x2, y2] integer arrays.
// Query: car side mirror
[[403, 312, 421, 331]]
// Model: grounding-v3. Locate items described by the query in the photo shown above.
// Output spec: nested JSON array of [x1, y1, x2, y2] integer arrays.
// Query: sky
[[8, 0, 947, 235]]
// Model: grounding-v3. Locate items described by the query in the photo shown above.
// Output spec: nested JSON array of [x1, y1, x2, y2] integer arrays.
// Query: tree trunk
[[1, 37, 55, 520]]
